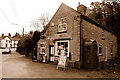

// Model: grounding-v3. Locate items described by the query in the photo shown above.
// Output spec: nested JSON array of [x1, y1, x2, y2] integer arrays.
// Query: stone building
[[37, 3, 117, 68]]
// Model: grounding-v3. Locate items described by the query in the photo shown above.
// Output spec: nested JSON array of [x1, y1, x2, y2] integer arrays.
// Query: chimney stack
[[78, 2, 80, 6], [77, 2, 86, 15], [2, 34, 4, 37]]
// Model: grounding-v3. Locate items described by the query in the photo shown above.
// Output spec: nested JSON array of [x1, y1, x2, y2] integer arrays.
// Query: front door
[[49, 45, 54, 62]]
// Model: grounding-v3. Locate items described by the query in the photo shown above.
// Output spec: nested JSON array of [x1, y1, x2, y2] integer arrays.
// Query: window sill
[[99, 54, 103, 56], [57, 31, 67, 34], [111, 53, 113, 55]]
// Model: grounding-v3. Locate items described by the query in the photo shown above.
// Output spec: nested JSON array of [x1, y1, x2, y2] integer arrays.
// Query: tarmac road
[[2, 51, 119, 78]]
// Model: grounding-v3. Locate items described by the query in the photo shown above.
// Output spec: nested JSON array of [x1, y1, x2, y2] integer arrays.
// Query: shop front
[[54, 40, 70, 63]]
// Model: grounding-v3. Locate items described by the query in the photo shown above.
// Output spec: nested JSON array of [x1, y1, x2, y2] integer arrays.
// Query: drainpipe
[[80, 14, 84, 68]]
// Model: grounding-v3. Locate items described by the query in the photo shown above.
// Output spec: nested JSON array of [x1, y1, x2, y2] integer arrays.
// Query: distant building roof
[[11, 37, 20, 41], [0, 36, 20, 41], [0, 36, 11, 40]]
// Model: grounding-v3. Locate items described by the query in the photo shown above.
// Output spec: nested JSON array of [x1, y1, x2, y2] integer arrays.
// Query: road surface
[[2, 51, 119, 78]]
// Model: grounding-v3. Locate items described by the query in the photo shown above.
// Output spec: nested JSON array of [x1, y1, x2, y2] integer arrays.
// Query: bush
[[16, 33, 33, 56]]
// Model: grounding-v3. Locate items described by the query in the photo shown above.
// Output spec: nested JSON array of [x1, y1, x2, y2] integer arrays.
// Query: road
[[2, 51, 119, 78]]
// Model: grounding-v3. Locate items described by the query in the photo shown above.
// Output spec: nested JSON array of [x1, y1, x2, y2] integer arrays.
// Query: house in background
[[11, 37, 20, 48], [37, 3, 117, 69], [0, 36, 11, 48], [0, 34, 19, 49]]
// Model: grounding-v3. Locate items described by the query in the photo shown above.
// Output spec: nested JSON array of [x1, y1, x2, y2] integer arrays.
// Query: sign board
[[57, 55, 67, 71]]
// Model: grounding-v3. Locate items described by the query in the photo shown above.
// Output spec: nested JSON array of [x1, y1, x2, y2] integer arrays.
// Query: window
[[99, 44, 103, 56], [58, 17, 67, 32], [111, 45, 113, 55], [10, 44, 12, 47], [14, 43, 15, 47], [40, 44, 45, 47], [6, 44, 7, 47], [40, 43, 46, 54], [102, 31, 105, 40], [55, 40, 69, 57]]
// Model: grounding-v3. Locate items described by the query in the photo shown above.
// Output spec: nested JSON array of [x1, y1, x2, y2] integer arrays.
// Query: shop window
[[99, 44, 103, 56], [57, 17, 67, 33], [56, 41, 69, 57]]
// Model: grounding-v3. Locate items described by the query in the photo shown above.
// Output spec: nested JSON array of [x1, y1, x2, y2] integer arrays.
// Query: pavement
[[1, 51, 120, 78]]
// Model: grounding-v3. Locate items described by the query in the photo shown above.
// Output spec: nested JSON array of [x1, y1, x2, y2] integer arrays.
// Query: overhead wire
[[0, 8, 18, 31]]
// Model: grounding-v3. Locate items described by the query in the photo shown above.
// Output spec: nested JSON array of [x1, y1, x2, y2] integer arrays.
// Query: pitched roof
[[0, 36, 20, 41], [0, 36, 12, 40], [80, 15, 116, 35], [49, 3, 79, 23], [11, 37, 20, 41], [45, 3, 116, 36]]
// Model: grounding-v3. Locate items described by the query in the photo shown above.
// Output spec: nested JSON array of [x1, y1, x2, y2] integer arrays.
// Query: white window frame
[[55, 40, 69, 57], [40, 43, 46, 54], [57, 17, 67, 32], [98, 44, 103, 56]]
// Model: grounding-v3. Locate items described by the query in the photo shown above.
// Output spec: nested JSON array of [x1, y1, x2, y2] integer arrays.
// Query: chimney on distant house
[[2, 34, 4, 37], [77, 2, 86, 15], [8, 33, 11, 37]]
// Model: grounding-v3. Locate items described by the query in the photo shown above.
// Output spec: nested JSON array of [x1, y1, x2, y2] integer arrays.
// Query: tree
[[32, 31, 40, 59], [16, 32, 33, 56], [30, 13, 51, 31], [39, 13, 51, 28]]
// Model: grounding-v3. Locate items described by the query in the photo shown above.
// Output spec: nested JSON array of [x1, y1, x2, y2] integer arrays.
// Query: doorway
[[49, 45, 54, 62]]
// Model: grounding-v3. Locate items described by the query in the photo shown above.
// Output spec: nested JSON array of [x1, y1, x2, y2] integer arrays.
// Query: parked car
[[2, 49, 11, 54]]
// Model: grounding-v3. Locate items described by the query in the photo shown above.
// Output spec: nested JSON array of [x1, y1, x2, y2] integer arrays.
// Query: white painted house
[[0, 36, 11, 48], [0, 36, 19, 49], [11, 37, 19, 48]]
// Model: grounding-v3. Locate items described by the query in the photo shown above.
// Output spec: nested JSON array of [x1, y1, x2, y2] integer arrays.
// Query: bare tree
[[30, 13, 51, 31]]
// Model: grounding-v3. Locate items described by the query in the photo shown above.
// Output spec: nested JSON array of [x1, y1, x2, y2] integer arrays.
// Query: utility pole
[[22, 28, 24, 37]]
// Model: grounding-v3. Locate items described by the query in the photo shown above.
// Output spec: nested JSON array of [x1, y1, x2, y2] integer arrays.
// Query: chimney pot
[[78, 2, 80, 6]]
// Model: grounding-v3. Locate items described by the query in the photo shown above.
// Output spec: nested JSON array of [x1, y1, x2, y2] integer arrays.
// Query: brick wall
[[82, 20, 117, 62]]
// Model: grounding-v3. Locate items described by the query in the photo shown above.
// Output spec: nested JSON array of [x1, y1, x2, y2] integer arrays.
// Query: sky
[[0, 0, 102, 36]]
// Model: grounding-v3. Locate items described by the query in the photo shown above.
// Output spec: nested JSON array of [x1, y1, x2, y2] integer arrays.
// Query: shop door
[[49, 45, 54, 62]]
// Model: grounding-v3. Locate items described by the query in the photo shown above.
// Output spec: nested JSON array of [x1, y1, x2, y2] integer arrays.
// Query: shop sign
[[57, 55, 67, 71]]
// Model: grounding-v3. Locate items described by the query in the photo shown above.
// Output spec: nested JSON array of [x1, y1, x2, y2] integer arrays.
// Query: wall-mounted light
[[48, 37, 50, 39], [51, 22, 54, 27]]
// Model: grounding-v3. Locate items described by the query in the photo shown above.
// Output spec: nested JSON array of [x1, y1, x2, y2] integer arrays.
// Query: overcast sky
[[0, 0, 102, 36]]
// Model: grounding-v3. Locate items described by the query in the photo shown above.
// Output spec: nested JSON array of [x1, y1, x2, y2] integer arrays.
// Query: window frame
[[57, 17, 68, 33], [55, 40, 69, 57], [98, 44, 103, 56]]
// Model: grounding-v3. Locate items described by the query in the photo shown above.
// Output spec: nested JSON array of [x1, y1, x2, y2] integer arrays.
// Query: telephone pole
[[22, 28, 24, 37]]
